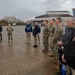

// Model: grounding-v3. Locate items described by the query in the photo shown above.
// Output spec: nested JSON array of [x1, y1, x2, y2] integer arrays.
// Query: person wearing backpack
[[58, 19, 75, 75], [7, 24, 13, 43]]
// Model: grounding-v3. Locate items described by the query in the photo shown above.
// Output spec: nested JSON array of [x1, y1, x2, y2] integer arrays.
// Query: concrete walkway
[[0, 26, 56, 75]]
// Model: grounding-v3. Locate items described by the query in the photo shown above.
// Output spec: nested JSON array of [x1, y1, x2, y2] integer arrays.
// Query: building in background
[[31, 11, 73, 25], [72, 8, 75, 18]]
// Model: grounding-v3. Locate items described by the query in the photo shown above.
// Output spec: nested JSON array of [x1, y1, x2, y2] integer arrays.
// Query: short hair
[[27, 20, 30, 23], [52, 19, 56, 22], [44, 20, 48, 24], [68, 18, 74, 22], [56, 18, 62, 22]]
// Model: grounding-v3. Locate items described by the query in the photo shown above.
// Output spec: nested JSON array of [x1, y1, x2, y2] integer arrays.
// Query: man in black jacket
[[58, 19, 74, 75], [33, 22, 39, 48], [0, 25, 3, 43], [58, 19, 74, 61]]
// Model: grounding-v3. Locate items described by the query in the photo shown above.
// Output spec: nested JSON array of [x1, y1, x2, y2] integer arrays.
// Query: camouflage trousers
[[43, 37, 49, 50], [8, 33, 13, 41], [50, 37, 55, 54], [54, 42, 59, 60]]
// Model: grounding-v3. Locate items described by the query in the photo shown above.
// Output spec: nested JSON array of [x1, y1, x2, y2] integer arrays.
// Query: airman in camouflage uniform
[[52, 18, 63, 70], [53, 18, 63, 59], [42, 20, 50, 53], [7, 24, 13, 43], [49, 19, 56, 56]]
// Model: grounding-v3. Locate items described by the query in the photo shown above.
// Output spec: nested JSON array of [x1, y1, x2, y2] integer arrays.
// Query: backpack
[[64, 33, 75, 69]]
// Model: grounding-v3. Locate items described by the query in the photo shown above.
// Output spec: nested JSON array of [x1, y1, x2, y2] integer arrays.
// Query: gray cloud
[[0, 0, 75, 20]]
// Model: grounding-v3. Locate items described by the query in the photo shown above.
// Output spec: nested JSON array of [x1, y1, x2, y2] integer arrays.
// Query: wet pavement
[[0, 26, 56, 75]]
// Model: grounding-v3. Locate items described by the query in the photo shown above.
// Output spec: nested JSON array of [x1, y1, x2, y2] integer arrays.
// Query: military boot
[[52, 60, 57, 63], [54, 65, 59, 70], [42, 49, 48, 53], [48, 52, 53, 57], [44, 50, 48, 53], [42, 49, 45, 52], [50, 57, 56, 61]]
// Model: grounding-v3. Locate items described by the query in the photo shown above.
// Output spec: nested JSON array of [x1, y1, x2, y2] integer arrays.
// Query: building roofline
[[72, 8, 75, 9], [35, 14, 73, 18], [47, 11, 69, 12]]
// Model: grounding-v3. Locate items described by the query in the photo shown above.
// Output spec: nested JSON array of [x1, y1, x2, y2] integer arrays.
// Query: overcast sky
[[0, 0, 75, 20]]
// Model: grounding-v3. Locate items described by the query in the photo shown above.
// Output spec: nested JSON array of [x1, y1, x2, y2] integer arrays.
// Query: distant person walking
[[0, 24, 3, 43], [25, 21, 32, 43], [7, 24, 13, 43]]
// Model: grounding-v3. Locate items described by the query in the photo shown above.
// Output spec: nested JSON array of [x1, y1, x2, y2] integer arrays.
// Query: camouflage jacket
[[53, 23, 63, 43], [50, 24, 56, 37], [7, 26, 13, 34], [43, 26, 50, 38]]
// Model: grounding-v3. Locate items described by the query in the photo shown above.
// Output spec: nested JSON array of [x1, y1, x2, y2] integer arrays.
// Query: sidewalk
[[0, 26, 56, 75]]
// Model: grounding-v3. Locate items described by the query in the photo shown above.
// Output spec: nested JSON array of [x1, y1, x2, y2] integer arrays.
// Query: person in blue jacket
[[33, 22, 40, 48], [25, 21, 32, 43]]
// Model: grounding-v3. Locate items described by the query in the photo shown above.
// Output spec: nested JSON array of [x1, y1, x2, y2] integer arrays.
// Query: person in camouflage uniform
[[7, 24, 13, 43], [52, 18, 63, 70], [52, 18, 63, 58], [49, 19, 56, 56], [42, 20, 50, 53]]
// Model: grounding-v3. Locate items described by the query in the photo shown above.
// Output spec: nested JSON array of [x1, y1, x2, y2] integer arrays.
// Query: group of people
[[25, 21, 41, 48], [0, 24, 13, 44], [25, 18, 75, 75], [0, 18, 75, 75], [42, 18, 63, 74], [13, 19, 75, 75], [42, 18, 75, 75]]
